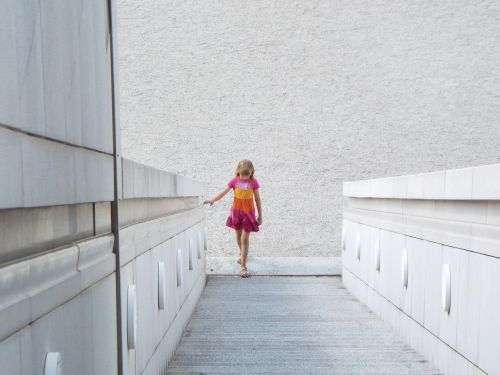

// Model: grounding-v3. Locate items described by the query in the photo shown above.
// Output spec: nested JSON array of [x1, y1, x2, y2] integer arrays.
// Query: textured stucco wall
[[117, 1, 500, 258]]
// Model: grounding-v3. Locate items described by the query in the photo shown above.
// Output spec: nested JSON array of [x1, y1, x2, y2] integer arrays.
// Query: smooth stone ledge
[[118, 197, 199, 228], [343, 162, 500, 201], [0, 234, 115, 341], [206, 256, 341, 276], [121, 158, 207, 200], [344, 208, 500, 259], [119, 207, 205, 267], [0, 131, 206, 210], [0, 127, 114, 210]]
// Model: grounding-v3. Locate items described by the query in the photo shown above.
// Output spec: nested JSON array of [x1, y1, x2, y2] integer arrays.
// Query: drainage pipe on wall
[[106, 0, 124, 373]]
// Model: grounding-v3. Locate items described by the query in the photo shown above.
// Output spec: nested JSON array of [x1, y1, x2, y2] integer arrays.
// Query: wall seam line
[[0, 122, 113, 157]]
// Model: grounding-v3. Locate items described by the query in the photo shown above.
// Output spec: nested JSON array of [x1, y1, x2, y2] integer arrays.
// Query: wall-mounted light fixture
[[44, 352, 62, 375], [176, 248, 183, 287], [158, 262, 165, 310], [189, 239, 194, 271], [127, 285, 137, 349], [356, 232, 361, 261], [374, 239, 380, 271], [442, 264, 451, 314], [197, 232, 202, 259], [401, 248, 408, 288], [342, 227, 346, 252]]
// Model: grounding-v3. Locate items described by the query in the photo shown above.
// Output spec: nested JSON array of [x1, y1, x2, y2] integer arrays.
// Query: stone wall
[[0, 0, 115, 211], [0, 1, 207, 373], [342, 163, 500, 374], [117, 0, 500, 258], [0, 164, 207, 374]]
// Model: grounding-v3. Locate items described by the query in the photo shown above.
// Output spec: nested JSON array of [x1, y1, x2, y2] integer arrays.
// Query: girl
[[203, 159, 262, 278]]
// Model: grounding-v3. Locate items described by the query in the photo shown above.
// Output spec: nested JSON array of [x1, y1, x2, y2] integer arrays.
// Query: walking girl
[[204, 160, 262, 277]]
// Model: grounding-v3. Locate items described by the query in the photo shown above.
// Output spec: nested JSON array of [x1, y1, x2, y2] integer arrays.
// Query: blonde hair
[[234, 159, 255, 178]]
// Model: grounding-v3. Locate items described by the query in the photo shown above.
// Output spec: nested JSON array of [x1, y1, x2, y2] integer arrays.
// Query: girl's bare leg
[[241, 230, 250, 268], [235, 229, 242, 258]]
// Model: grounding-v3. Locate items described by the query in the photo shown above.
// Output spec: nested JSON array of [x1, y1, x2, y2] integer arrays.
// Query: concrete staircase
[[165, 276, 440, 374]]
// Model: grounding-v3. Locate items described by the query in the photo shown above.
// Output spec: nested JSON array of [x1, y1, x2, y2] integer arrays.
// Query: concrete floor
[[166, 276, 440, 374], [206, 256, 341, 276]]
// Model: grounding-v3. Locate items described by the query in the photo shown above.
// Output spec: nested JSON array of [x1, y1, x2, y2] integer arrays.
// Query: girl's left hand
[[257, 215, 262, 225]]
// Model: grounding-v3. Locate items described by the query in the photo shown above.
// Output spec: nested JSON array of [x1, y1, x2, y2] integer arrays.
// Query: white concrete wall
[[342, 163, 500, 375], [0, 0, 113, 152], [0, 154, 207, 374], [0, 0, 115, 210], [0, 235, 118, 375], [122, 158, 206, 199], [0, 146, 207, 375], [119, 219, 207, 375], [0, 1, 208, 373], [117, 0, 500, 258], [0, 204, 207, 375]]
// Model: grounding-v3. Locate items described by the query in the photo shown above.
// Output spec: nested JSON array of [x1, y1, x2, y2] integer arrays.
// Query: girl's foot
[[240, 266, 249, 278]]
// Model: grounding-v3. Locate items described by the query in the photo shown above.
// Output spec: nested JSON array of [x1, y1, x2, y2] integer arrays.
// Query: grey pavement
[[206, 256, 341, 276], [166, 276, 440, 374]]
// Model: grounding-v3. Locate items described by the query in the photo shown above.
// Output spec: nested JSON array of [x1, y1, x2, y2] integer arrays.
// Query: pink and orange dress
[[225, 176, 260, 233]]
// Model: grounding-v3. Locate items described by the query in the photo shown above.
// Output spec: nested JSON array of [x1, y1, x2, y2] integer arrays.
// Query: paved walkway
[[206, 256, 341, 276], [166, 276, 440, 375]]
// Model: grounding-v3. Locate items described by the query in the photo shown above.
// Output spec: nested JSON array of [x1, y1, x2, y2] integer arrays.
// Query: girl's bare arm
[[254, 189, 262, 224], [204, 186, 231, 205]]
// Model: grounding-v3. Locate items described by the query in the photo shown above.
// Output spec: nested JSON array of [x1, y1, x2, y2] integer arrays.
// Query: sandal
[[240, 266, 249, 278]]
